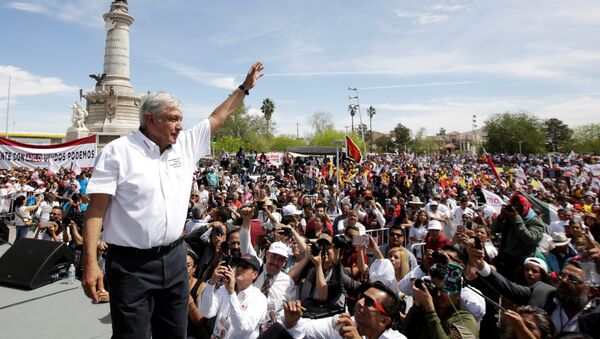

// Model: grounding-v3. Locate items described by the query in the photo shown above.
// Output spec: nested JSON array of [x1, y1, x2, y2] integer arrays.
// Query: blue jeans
[[15, 225, 30, 242]]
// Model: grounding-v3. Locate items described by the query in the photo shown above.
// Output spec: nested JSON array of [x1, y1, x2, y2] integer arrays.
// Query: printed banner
[[482, 188, 505, 214], [0, 135, 97, 169]]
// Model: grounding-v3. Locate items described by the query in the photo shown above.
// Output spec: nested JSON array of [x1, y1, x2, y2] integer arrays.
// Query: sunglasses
[[389, 232, 404, 238], [361, 294, 389, 316], [558, 273, 583, 285]]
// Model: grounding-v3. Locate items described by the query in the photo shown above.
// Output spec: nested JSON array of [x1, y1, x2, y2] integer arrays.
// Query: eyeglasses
[[361, 294, 389, 316], [558, 273, 583, 285], [230, 241, 240, 246], [390, 232, 404, 238]]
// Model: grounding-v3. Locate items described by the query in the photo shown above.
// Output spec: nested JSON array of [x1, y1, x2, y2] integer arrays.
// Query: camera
[[277, 228, 292, 237], [473, 237, 483, 250], [332, 234, 353, 250], [415, 278, 436, 295], [212, 226, 224, 237], [311, 242, 322, 257], [256, 201, 265, 210]]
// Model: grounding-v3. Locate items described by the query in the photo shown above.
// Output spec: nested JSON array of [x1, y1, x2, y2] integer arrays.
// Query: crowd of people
[[2, 148, 599, 338]]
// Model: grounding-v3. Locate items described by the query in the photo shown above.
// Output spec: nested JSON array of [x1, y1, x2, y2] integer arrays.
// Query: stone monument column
[[68, 0, 143, 147]]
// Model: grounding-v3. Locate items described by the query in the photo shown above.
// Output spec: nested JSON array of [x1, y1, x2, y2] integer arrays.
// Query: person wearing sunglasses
[[378, 224, 417, 270], [282, 281, 407, 338], [467, 245, 600, 336]]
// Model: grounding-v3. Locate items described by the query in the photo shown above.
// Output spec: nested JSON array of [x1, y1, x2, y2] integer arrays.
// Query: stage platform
[[0, 243, 112, 339]]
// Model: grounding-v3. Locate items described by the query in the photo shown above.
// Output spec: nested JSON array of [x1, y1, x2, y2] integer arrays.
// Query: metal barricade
[[365, 227, 389, 246]]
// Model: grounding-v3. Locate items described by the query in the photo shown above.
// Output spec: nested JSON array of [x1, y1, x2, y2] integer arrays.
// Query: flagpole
[[5, 76, 10, 138]]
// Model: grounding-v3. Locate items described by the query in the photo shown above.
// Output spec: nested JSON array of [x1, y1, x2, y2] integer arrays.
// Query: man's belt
[[110, 237, 185, 256]]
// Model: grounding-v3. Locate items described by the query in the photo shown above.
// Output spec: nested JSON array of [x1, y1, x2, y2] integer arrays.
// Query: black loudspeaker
[[0, 220, 8, 244], [0, 239, 74, 290]]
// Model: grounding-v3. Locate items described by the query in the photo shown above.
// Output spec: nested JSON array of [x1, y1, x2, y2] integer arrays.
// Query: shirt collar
[[134, 129, 172, 155]]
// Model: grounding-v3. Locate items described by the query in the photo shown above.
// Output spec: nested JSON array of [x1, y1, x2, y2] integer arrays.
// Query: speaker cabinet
[[0, 239, 74, 290]]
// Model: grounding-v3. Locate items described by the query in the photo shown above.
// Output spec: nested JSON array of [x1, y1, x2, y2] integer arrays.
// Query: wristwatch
[[238, 85, 249, 96]]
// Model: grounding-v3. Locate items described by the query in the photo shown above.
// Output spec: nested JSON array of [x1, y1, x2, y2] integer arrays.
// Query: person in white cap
[[239, 206, 297, 323], [522, 257, 550, 287], [425, 220, 452, 252]]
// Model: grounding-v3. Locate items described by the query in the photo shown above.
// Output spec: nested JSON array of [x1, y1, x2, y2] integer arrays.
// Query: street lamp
[[347, 86, 368, 156]]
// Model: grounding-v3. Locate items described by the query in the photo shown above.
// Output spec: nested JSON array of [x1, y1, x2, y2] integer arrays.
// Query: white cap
[[268, 241, 289, 258], [429, 200, 439, 206], [428, 220, 443, 231], [282, 204, 302, 216]]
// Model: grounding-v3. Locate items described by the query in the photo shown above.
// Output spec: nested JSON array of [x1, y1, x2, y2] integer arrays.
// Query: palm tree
[[348, 104, 357, 132], [367, 106, 376, 134], [261, 98, 275, 136]]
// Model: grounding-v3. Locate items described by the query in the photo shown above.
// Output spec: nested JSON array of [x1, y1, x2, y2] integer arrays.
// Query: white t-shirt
[[86, 120, 211, 248]]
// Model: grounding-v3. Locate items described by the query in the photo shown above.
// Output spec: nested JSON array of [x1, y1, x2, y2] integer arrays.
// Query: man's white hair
[[139, 91, 183, 129]]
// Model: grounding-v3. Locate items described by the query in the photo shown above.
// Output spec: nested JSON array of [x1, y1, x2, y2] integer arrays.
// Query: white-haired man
[[82, 63, 264, 338]]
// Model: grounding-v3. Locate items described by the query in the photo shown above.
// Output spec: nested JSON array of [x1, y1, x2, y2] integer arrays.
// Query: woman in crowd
[[521, 257, 551, 287], [186, 250, 209, 339], [408, 209, 428, 247], [475, 225, 498, 261], [503, 305, 554, 339], [13, 195, 42, 242]]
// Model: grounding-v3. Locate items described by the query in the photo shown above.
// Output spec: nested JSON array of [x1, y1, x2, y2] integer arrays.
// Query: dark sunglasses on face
[[390, 232, 404, 238], [361, 294, 389, 316]]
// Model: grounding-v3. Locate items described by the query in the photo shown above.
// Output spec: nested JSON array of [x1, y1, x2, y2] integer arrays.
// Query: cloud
[[5, 2, 46, 13], [0, 65, 77, 98], [395, 1, 470, 25], [5, 1, 105, 28], [360, 81, 476, 90]]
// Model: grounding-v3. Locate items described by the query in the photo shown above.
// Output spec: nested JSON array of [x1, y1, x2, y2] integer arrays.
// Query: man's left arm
[[208, 62, 264, 135]]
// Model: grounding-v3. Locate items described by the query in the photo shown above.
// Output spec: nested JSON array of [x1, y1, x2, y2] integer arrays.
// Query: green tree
[[348, 104, 357, 132], [309, 111, 334, 135], [261, 98, 275, 136], [570, 123, 600, 153], [483, 112, 545, 154], [411, 128, 438, 154], [391, 123, 411, 151], [311, 128, 366, 152], [268, 135, 305, 151], [356, 123, 372, 146], [437, 127, 446, 136], [543, 118, 573, 152], [374, 135, 394, 153]]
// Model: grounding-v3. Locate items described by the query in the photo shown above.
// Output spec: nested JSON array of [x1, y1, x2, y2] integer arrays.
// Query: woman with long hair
[[387, 246, 411, 282], [408, 209, 428, 247], [13, 195, 42, 242]]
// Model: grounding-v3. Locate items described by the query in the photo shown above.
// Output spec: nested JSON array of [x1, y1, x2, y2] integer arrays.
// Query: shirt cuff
[[477, 262, 492, 277]]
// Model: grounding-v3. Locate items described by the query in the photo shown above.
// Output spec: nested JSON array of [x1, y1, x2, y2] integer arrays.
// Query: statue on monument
[[89, 73, 106, 88], [68, 102, 89, 132]]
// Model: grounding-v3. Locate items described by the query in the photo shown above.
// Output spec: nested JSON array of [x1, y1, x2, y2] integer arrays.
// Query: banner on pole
[[0, 135, 97, 169]]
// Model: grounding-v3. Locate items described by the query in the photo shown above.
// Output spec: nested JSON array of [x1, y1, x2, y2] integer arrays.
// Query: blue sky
[[1, 0, 600, 138]]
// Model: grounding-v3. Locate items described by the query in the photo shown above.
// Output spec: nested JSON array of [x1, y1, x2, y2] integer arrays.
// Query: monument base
[[65, 130, 91, 142]]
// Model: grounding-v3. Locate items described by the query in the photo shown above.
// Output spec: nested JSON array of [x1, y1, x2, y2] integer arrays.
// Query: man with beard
[[467, 245, 600, 336]]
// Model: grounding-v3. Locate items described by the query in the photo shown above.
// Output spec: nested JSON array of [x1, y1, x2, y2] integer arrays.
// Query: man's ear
[[379, 314, 392, 328]]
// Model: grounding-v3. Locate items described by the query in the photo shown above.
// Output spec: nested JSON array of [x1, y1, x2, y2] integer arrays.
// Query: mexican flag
[[521, 192, 559, 225]]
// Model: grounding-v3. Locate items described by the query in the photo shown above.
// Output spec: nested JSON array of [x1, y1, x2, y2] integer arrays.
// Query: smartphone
[[352, 235, 369, 247], [474, 237, 483, 250], [443, 263, 463, 295]]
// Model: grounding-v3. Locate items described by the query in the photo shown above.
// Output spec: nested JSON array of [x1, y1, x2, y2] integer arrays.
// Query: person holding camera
[[288, 234, 345, 308], [13, 194, 42, 242], [199, 254, 267, 339], [403, 266, 479, 339], [492, 194, 547, 281], [239, 205, 298, 322], [282, 281, 406, 339]]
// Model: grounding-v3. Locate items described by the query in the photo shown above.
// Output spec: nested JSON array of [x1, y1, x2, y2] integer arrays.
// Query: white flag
[[482, 189, 505, 214], [47, 158, 60, 174], [515, 167, 527, 181], [71, 161, 81, 175]]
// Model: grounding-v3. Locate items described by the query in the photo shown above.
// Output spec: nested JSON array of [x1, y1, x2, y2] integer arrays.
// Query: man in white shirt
[[200, 254, 267, 339], [283, 282, 407, 339], [548, 208, 571, 235], [82, 62, 264, 338], [239, 206, 297, 322]]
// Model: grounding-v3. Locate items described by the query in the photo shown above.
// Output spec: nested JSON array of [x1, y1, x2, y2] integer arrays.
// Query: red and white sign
[[0, 135, 97, 169], [482, 189, 505, 214]]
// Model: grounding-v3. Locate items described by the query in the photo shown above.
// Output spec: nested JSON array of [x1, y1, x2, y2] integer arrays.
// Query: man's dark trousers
[[106, 243, 188, 339]]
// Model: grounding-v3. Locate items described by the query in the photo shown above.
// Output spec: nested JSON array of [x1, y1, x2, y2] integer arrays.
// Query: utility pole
[[296, 122, 299, 139]]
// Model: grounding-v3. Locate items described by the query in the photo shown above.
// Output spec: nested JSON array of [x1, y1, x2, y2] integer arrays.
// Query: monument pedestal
[[65, 129, 91, 142]]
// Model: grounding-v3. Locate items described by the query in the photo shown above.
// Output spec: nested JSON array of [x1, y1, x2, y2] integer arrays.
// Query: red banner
[[346, 136, 362, 163]]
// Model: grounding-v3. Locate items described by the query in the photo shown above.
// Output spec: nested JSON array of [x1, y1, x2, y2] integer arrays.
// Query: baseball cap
[[236, 254, 261, 271], [428, 220, 443, 231], [282, 204, 302, 216], [268, 241, 289, 258]]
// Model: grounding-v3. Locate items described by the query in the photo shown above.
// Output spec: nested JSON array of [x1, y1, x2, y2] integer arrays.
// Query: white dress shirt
[[286, 315, 407, 339], [87, 120, 211, 248], [200, 282, 267, 339]]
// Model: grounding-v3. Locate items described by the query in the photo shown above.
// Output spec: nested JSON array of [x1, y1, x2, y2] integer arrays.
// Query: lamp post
[[347, 86, 367, 157]]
